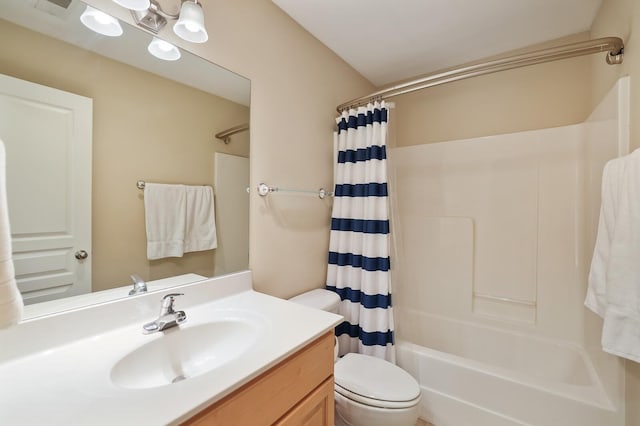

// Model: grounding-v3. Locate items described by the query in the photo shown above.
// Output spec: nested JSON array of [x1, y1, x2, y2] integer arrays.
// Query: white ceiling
[[273, 0, 603, 87]]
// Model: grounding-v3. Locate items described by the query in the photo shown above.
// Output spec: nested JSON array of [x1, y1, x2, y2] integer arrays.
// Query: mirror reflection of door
[[0, 73, 92, 304]]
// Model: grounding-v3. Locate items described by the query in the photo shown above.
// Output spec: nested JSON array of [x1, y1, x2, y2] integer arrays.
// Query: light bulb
[[185, 22, 200, 33], [157, 40, 173, 52], [147, 37, 181, 61], [94, 11, 113, 25]]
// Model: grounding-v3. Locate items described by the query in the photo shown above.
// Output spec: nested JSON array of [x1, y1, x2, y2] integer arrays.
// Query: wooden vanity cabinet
[[183, 331, 335, 426]]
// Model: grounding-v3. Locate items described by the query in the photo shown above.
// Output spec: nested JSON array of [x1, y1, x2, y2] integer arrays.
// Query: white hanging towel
[[586, 148, 640, 362], [144, 183, 186, 260], [585, 156, 627, 317], [0, 140, 23, 328], [184, 185, 217, 253]]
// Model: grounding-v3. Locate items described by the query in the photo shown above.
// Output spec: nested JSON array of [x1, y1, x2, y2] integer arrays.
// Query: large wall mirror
[[0, 0, 250, 318]]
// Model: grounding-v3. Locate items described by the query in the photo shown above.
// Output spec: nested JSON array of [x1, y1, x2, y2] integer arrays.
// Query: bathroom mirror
[[0, 0, 250, 317]]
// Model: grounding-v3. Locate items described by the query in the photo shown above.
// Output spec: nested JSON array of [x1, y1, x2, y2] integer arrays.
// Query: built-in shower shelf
[[472, 292, 537, 324]]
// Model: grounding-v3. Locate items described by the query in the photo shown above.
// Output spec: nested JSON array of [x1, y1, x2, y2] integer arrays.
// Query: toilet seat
[[334, 353, 421, 409], [335, 383, 421, 409]]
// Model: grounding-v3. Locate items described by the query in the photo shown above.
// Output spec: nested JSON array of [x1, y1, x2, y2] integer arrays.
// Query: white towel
[[144, 183, 186, 260], [601, 148, 640, 362], [586, 148, 640, 362], [184, 185, 217, 253], [585, 156, 627, 317], [0, 140, 23, 328]]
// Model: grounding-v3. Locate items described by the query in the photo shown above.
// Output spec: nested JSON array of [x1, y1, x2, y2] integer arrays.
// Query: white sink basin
[[0, 273, 343, 425], [111, 319, 260, 390]]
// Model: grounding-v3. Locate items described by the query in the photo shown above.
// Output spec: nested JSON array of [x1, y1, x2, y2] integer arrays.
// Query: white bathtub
[[395, 311, 622, 426]]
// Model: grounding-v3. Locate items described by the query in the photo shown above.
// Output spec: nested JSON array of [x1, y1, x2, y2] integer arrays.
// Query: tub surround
[[0, 270, 342, 425], [390, 77, 629, 425]]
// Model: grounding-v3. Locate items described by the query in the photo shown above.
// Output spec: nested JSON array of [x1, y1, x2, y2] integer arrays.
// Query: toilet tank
[[289, 289, 340, 313]]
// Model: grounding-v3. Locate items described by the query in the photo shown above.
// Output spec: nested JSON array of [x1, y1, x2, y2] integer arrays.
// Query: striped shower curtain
[[326, 101, 395, 363]]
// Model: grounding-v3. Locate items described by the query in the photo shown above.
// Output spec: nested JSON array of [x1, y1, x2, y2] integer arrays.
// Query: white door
[[214, 153, 249, 275], [0, 73, 92, 304]]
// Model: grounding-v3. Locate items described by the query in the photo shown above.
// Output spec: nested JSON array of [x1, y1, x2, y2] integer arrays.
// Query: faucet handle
[[162, 293, 184, 301], [160, 293, 184, 314]]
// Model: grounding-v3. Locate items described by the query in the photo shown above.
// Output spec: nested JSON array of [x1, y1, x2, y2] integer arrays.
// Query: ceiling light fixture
[[120, 0, 208, 44], [173, 0, 208, 43], [80, 5, 123, 37], [147, 37, 181, 61]]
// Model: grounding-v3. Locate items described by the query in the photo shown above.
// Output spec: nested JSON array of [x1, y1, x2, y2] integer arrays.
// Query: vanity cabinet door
[[183, 331, 334, 426], [274, 377, 334, 426]]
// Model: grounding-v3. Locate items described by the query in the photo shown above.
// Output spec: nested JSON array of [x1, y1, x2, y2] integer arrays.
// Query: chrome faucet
[[128, 274, 147, 296], [143, 293, 187, 334]]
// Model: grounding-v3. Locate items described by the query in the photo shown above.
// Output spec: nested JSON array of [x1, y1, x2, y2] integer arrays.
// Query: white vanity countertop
[[22, 273, 207, 320], [0, 271, 342, 425]]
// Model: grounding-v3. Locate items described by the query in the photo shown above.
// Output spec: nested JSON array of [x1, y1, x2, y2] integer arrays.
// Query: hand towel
[[184, 185, 217, 253], [0, 139, 23, 328], [144, 183, 186, 260], [585, 155, 627, 317], [600, 148, 640, 362]]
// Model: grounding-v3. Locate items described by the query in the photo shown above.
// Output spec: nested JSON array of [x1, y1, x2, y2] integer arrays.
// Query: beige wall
[[392, 32, 593, 146], [0, 19, 249, 292], [590, 1, 640, 424], [84, 0, 374, 299]]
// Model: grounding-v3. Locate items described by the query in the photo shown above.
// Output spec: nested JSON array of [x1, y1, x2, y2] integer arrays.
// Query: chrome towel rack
[[257, 182, 332, 199], [136, 180, 211, 190]]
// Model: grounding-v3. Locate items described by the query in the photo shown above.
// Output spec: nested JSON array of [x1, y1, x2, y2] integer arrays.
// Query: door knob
[[75, 250, 89, 260]]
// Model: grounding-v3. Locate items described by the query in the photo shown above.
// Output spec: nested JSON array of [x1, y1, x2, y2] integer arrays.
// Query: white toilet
[[290, 289, 421, 426]]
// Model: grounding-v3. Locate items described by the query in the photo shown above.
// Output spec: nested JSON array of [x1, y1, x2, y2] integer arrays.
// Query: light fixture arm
[[148, 0, 180, 20], [149, 0, 203, 20], [130, 0, 206, 38]]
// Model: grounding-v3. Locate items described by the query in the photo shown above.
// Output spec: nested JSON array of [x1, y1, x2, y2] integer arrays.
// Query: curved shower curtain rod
[[336, 37, 624, 113], [215, 123, 249, 144]]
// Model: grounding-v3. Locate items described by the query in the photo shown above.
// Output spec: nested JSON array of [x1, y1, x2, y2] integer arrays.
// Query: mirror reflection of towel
[[144, 183, 186, 260], [144, 183, 217, 260], [0, 139, 23, 328], [184, 185, 217, 253]]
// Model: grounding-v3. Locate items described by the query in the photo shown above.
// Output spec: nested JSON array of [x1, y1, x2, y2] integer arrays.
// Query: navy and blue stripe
[[334, 183, 387, 197], [337, 107, 388, 132], [326, 285, 392, 309], [335, 321, 394, 346], [338, 145, 387, 163], [331, 218, 389, 234], [328, 252, 390, 272]]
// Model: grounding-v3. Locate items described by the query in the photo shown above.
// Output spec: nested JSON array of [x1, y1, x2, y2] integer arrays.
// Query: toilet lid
[[334, 353, 420, 405]]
